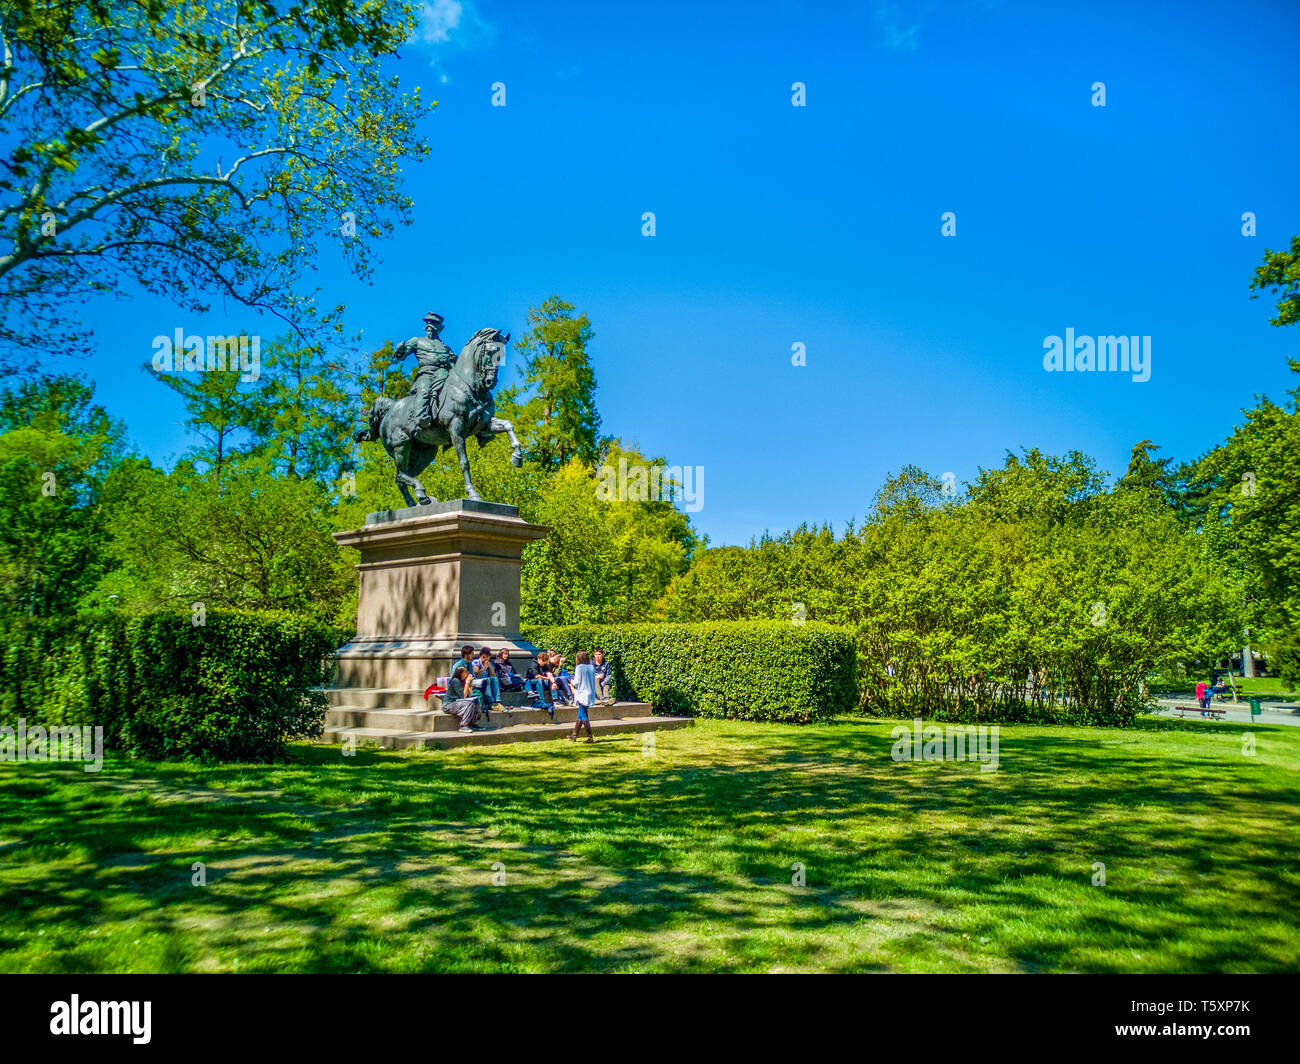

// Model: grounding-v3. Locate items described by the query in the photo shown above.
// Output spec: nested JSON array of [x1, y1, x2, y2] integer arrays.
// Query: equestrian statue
[[354, 311, 524, 506]]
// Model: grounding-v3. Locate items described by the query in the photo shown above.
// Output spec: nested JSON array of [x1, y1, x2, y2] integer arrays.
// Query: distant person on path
[[593, 648, 615, 706], [569, 650, 597, 743], [1196, 680, 1208, 709], [444, 665, 483, 732]]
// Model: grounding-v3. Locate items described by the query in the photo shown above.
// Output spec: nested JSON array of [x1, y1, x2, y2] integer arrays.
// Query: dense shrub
[[655, 455, 1240, 726], [0, 610, 347, 761], [524, 620, 856, 722]]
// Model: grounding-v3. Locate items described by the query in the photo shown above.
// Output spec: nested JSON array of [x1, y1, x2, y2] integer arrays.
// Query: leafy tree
[[246, 337, 354, 486], [657, 450, 1237, 721], [100, 457, 351, 621], [1185, 239, 1300, 676], [142, 354, 254, 484], [497, 296, 602, 469], [0, 375, 126, 615], [0, 0, 431, 362], [1120, 439, 1178, 508], [1250, 235, 1300, 327]]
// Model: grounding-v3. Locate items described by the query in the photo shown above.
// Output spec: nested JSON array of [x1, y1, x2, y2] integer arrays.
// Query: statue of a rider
[[394, 311, 456, 433]]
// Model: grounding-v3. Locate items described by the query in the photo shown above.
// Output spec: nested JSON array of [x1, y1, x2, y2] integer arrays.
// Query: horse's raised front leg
[[448, 425, 480, 501], [490, 416, 524, 467]]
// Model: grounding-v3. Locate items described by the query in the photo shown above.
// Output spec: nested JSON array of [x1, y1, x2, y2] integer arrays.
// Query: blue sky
[[61, 0, 1300, 545]]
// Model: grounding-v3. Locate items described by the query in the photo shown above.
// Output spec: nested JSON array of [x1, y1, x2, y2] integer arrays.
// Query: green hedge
[[0, 610, 347, 762], [524, 621, 856, 722]]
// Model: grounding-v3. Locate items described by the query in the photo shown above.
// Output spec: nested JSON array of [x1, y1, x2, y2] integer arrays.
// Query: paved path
[[1151, 696, 1300, 728]]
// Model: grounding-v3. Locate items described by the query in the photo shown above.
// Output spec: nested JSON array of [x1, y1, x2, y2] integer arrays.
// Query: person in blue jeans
[[548, 651, 575, 704], [494, 648, 526, 693], [472, 648, 505, 711], [569, 650, 597, 743], [524, 651, 556, 720]]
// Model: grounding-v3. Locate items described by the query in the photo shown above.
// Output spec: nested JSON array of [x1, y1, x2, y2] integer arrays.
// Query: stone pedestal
[[331, 499, 548, 691]]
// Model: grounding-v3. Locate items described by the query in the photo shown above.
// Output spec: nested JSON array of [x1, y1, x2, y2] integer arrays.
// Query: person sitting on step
[[548, 651, 575, 704], [444, 665, 483, 732], [592, 648, 615, 706], [494, 648, 526, 694], [524, 651, 557, 720], [456, 644, 476, 678], [473, 647, 507, 712]]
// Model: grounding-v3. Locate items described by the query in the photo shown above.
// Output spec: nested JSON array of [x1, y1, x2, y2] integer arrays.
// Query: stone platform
[[330, 500, 548, 692], [320, 687, 692, 750], [321, 499, 693, 750]]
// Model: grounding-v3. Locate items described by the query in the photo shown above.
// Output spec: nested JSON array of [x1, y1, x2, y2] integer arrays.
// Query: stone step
[[319, 686, 538, 711], [322, 714, 693, 750], [325, 707, 462, 732], [324, 700, 653, 733]]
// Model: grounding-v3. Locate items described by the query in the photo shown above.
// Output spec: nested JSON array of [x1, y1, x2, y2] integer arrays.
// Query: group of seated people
[[438, 646, 616, 733]]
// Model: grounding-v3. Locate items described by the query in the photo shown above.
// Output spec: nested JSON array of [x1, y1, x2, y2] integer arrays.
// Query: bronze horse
[[355, 327, 523, 506]]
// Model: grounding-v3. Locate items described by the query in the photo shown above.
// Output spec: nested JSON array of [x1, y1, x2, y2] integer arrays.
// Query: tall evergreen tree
[[247, 338, 354, 485], [497, 296, 602, 470]]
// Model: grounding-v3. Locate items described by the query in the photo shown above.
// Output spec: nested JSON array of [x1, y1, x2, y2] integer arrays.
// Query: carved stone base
[[331, 500, 549, 690]]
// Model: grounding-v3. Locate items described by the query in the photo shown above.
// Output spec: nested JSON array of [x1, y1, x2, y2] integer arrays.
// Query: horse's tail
[[354, 397, 394, 443]]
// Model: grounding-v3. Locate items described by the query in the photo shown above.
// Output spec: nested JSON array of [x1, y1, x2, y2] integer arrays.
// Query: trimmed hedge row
[[524, 620, 857, 722], [0, 610, 347, 762]]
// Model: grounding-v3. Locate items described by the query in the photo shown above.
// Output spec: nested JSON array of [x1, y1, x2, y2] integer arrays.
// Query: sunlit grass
[[1, 716, 1296, 972]]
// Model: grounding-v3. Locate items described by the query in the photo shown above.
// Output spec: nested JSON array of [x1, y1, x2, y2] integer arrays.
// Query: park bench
[[1174, 704, 1226, 720]]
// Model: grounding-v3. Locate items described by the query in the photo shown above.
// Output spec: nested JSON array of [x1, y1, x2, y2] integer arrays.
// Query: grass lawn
[[1232, 677, 1299, 702], [1153, 676, 1298, 701], [2, 716, 1297, 973]]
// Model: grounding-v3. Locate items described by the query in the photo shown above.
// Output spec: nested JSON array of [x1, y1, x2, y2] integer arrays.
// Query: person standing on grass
[[569, 650, 597, 743]]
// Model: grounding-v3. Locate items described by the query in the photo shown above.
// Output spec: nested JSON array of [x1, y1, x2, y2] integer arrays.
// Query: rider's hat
[[423, 311, 445, 326]]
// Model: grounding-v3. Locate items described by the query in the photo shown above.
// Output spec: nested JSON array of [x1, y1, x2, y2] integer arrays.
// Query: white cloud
[[873, 1, 930, 54], [419, 0, 463, 45]]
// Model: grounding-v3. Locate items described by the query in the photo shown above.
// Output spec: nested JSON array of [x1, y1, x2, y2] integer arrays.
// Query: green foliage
[[524, 620, 857, 722], [142, 354, 252, 484], [0, 375, 127, 615], [346, 430, 698, 627], [1182, 362, 1300, 648], [0, 609, 346, 761], [1269, 627, 1300, 690], [496, 296, 603, 469], [0, 0, 431, 359], [1250, 235, 1300, 327], [245, 340, 354, 486], [99, 458, 353, 622], [657, 449, 1238, 725]]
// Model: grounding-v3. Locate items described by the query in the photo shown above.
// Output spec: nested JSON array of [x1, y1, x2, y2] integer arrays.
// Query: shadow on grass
[[1, 719, 1297, 973]]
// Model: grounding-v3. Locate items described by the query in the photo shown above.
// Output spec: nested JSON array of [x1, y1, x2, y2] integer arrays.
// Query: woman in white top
[[569, 650, 597, 743]]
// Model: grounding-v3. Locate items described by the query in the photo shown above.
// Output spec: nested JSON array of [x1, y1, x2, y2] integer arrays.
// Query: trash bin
[[1248, 697, 1261, 718]]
